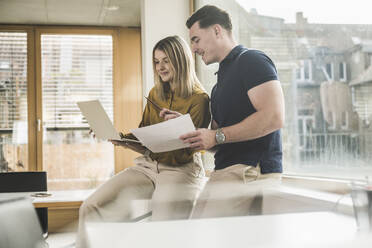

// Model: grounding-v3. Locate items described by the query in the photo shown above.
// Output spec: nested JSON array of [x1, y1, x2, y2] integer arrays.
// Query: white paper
[[131, 114, 195, 153], [77, 100, 121, 140]]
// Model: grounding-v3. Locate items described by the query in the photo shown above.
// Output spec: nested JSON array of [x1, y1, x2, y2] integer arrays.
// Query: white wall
[[141, 0, 190, 98]]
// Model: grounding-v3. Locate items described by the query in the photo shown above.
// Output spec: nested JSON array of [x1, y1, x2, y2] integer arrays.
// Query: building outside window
[[195, 0, 372, 180]]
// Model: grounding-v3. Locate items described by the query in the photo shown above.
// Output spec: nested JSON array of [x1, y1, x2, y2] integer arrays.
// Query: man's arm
[[211, 119, 219, 130], [180, 80, 284, 150], [223, 80, 284, 142]]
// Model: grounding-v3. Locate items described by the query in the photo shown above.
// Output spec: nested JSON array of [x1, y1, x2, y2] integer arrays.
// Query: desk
[[0, 190, 93, 232], [86, 212, 371, 248], [0, 190, 93, 208]]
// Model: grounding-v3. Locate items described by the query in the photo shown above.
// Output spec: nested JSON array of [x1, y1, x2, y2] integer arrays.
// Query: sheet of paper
[[131, 114, 195, 153], [77, 100, 121, 140]]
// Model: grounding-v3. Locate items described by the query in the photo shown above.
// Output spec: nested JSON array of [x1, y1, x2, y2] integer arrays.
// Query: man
[[180, 5, 285, 218]]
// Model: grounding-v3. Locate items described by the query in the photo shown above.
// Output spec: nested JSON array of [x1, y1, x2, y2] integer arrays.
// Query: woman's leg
[[76, 167, 154, 248]]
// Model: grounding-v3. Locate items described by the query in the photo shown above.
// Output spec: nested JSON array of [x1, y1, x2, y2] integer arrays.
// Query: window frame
[[296, 59, 313, 83], [339, 62, 347, 82], [325, 62, 334, 81], [0, 26, 37, 170]]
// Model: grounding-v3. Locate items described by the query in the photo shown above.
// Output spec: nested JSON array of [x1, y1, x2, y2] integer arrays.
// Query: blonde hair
[[152, 35, 203, 100]]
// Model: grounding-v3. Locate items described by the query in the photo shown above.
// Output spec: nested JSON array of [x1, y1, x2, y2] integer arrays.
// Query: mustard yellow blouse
[[126, 86, 211, 166]]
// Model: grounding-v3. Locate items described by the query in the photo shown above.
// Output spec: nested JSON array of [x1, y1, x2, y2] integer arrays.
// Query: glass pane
[[196, 0, 372, 180], [0, 32, 28, 172], [41, 34, 114, 190]]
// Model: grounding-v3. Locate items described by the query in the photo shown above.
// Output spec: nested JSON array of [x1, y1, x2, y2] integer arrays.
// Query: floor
[[47, 232, 76, 248]]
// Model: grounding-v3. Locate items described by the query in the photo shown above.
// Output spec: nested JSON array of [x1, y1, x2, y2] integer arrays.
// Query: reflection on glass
[[0, 32, 28, 172]]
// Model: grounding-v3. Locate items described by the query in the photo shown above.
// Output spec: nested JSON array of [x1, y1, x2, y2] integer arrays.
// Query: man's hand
[[180, 128, 217, 151], [159, 108, 182, 120]]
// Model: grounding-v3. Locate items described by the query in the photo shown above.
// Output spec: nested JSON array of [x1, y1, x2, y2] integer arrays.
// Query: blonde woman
[[76, 35, 210, 248]]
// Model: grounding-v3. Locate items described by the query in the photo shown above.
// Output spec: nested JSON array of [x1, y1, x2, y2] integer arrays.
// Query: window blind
[[41, 34, 113, 129], [0, 32, 28, 131]]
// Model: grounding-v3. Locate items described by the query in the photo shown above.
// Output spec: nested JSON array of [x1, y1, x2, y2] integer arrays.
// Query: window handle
[[37, 119, 41, 132]]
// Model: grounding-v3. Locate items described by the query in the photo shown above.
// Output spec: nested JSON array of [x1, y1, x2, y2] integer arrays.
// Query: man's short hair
[[186, 5, 232, 31]]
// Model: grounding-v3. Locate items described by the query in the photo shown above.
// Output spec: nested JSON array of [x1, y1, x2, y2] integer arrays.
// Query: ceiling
[[0, 0, 141, 27]]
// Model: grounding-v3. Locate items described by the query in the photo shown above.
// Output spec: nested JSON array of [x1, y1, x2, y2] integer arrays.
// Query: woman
[[76, 35, 210, 247]]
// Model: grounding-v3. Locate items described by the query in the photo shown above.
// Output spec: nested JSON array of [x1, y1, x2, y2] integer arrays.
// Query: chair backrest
[[0, 172, 48, 234], [0, 197, 47, 248]]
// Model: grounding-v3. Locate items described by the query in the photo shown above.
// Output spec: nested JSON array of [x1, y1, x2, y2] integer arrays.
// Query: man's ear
[[213, 24, 222, 37]]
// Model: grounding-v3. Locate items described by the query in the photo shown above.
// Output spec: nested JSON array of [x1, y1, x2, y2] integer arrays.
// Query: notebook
[[77, 100, 140, 143]]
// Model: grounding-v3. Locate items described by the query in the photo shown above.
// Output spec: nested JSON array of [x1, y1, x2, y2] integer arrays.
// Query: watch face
[[216, 129, 225, 144]]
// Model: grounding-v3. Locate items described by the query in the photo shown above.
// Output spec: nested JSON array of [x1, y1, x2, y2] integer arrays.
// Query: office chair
[[0, 172, 48, 235], [0, 197, 48, 248]]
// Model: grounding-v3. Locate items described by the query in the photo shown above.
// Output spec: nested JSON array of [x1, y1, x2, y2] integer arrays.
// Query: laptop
[[77, 100, 140, 143], [0, 197, 47, 248]]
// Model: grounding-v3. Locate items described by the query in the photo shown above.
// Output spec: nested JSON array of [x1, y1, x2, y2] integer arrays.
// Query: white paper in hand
[[131, 114, 195, 153], [77, 100, 121, 140]]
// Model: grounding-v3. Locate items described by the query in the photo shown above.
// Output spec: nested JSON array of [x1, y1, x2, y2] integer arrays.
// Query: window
[[40, 34, 114, 190], [296, 60, 312, 82], [326, 63, 334, 81], [196, 0, 372, 180], [339, 62, 347, 82], [0, 32, 28, 172], [0, 27, 141, 190]]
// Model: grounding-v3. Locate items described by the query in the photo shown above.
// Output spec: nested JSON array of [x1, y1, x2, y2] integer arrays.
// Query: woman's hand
[[159, 108, 182, 120], [109, 139, 148, 155], [109, 139, 130, 148]]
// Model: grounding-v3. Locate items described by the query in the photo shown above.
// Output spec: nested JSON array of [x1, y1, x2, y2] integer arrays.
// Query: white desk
[[86, 212, 371, 248]]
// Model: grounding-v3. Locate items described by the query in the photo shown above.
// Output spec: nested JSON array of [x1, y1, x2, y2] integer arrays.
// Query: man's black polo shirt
[[211, 45, 282, 173]]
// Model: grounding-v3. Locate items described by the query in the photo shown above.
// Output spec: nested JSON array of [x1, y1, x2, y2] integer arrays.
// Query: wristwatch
[[215, 128, 226, 145]]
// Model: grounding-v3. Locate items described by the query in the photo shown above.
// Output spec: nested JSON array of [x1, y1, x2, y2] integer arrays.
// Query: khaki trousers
[[76, 154, 205, 248], [190, 164, 281, 219]]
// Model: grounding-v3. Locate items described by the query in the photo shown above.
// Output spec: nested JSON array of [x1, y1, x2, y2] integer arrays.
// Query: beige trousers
[[76, 154, 205, 248], [190, 164, 281, 219]]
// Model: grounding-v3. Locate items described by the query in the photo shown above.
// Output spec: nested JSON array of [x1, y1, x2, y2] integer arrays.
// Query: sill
[[277, 175, 354, 216], [282, 174, 352, 194]]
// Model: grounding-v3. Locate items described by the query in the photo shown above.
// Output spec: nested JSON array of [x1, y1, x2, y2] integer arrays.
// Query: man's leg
[[191, 164, 281, 219]]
